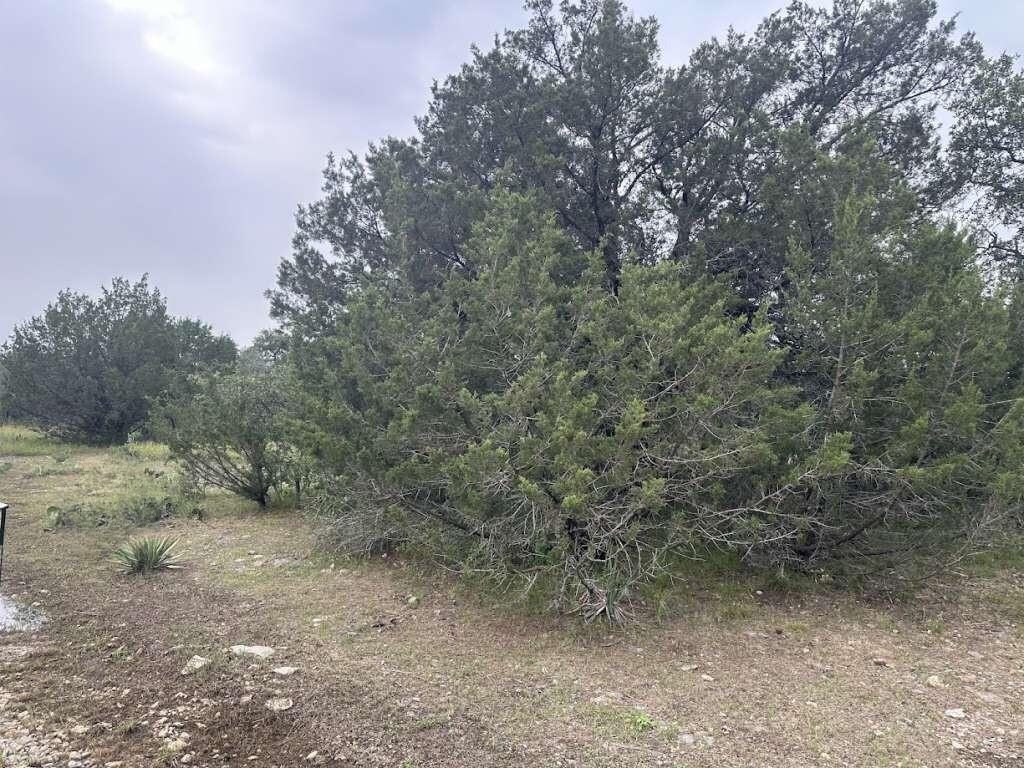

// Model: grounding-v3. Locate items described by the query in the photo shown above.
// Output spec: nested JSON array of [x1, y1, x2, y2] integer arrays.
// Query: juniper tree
[[271, 0, 1024, 618], [1, 277, 235, 444]]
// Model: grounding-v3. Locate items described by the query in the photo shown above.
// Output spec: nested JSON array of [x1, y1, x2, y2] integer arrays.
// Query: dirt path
[[1, 440, 1023, 767]]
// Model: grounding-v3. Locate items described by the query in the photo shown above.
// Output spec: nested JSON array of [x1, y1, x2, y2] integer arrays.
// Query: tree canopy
[[1, 276, 236, 444], [265, 0, 1024, 617]]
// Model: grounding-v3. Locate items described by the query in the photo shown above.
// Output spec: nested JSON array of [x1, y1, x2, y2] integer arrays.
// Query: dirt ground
[[1, 430, 1022, 767]]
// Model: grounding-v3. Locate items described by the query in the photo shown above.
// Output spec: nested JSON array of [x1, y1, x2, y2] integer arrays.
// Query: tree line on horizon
[[4, 0, 1024, 620]]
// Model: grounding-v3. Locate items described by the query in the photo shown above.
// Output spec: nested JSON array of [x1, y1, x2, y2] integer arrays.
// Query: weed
[[0, 461, 12, 476], [587, 704, 659, 741], [43, 505, 72, 530], [924, 618, 945, 636], [410, 712, 452, 732], [120, 494, 180, 526], [783, 620, 811, 635], [877, 614, 901, 634], [112, 718, 142, 737], [157, 742, 184, 764], [626, 710, 656, 738], [112, 536, 183, 574], [715, 599, 756, 622]]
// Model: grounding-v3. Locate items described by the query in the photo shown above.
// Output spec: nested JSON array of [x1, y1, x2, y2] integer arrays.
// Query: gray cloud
[[1, 0, 1020, 344]]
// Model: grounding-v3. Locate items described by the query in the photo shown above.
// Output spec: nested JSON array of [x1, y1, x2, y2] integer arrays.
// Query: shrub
[[149, 365, 303, 508], [289, 194, 795, 620], [43, 505, 71, 530], [266, 0, 1024, 620], [111, 536, 182, 574], [287, 189, 1024, 620]]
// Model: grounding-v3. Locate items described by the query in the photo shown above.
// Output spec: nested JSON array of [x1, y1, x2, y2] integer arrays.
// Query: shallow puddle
[[0, 593, 46, 632]]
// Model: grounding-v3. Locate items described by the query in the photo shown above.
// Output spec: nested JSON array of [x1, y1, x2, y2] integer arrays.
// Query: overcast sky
[[2, 1, 1021, 344]]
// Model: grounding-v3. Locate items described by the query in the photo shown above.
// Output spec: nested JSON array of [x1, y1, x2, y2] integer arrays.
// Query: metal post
[[0, 502, 8, 586]]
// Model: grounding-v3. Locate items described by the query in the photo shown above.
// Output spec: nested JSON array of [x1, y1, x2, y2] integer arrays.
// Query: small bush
[[626, 711, 656, 739], [120, 495, 180, 526], [149, 366, 302, 508], [111, 536, 183, 574], [43, 505, 71, 530]]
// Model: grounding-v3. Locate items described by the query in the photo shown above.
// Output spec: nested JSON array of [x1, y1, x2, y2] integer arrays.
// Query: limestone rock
[[229, 645, 275, 660], [265, 697, 294, 712], [181, 655, 211, 675]]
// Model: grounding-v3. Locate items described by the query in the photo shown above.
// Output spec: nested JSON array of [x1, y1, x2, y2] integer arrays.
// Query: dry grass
[[1, 430, 1022, 767]]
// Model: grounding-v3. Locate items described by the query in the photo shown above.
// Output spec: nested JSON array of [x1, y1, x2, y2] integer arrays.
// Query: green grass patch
[[983, 586, 1024, 623], [967, 541, 1024, 577], [782, 620, 811, 635], [112, 718, 143, 737], [31, 460, 81, 477], [585, 704, 659, 741], [0, 424, 64, 457], [924, 618, 945, 636], [118, 440, 172, 462], [41, 470, 204, 529], [410, 711, 453, 733]]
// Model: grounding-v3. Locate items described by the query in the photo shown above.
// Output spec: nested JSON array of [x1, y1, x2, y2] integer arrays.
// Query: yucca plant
[[111, 536, 183, 574]]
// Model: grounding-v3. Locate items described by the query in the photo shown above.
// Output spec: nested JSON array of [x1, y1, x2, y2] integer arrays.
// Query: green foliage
[[31, 459, 79, 478], [8, 1, 1024, 622], [43, 505, 71, 530], [0, 425, 63, 456], [149, 363, 306, 508], [625, 711, 656, 739], [293, 182, 1024, 618], [947, 53, 1024, 277], [111, 536, 182, 574], [271, 0, 987, 331], [42, 470, 194, 529], [297, 192, 793, 618], [586, 704, 658, 741], [119, 440, 172, 462], [271, 1, 1024, 620], [0, 276, 236, 444]]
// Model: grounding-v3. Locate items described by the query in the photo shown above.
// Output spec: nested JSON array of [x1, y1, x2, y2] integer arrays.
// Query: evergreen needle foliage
[[274, 0, 1024, 619], [0, 277, 236, 444]]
